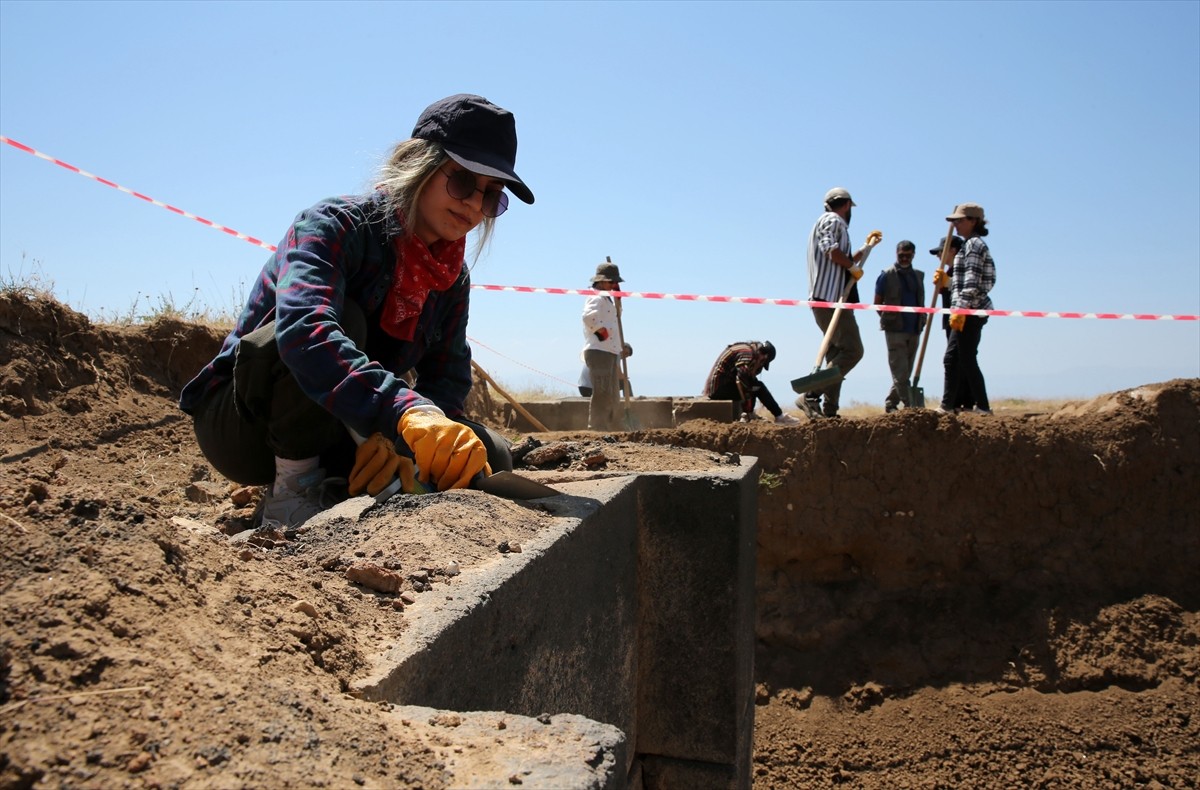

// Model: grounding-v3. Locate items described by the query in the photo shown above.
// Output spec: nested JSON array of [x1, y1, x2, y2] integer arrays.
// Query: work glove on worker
[[948, 313, 967, 333], [593, 327, 609, 342], [399, 409, 490, 491], [932, 270, 949, 290], [848, 264, 864, 282], [865, 230, 883, 247], [349, 433, 422, 496]]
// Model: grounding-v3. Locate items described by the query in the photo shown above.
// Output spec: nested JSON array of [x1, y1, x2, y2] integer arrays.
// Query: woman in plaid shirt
[[936, 203, 996, 415], [179, 95, 535, 528]]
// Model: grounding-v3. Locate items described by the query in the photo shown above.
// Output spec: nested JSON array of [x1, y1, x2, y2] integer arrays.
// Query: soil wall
[[628, 384, 1199, 695]]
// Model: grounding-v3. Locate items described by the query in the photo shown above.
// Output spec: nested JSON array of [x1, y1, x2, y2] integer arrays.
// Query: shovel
[[910, 224, 956, 408], [610, 256, 640, 430], [790, 276, 858, 397]]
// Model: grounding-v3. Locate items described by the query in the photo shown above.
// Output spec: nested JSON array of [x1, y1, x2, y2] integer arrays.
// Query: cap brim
[[445, 149, 534, 204]]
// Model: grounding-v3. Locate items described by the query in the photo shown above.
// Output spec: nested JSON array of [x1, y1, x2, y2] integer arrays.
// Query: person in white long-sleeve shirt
[[581, 262, 631, 431]]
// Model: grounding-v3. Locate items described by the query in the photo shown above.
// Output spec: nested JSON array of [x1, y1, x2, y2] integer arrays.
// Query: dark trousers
[[707, 380, 781, 418], [941, 315, 989, 411], [191, 301, 511, 486]]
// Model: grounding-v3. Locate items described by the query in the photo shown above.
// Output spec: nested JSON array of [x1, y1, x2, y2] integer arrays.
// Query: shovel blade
[[911, 385, 925, 409], [791, 366, 842, 396]]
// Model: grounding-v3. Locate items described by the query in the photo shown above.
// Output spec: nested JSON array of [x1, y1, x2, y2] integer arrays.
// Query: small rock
[[400, 592, 417, 605], [445, 561, 460, 576], [230, 486, 258, 507], [522, 442, 571, 466], [429, 713, 462, 727], [345, 562, 404, 594], [185, 481, 226, 504], [581, 451, 607, 467], [292, 601, 319, 618], [126, 751, 153, 773]]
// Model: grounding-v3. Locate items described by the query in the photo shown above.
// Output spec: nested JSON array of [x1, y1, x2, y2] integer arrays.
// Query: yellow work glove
[[398, 410, 489, 491], [848, 265, 864, 282], [349, 433, 419, 496], [949, 313, 967, 332], [933, 270, 949, 289], [865, 230, 883, 247]]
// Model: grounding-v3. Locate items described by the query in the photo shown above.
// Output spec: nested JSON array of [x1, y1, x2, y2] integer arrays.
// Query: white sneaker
[[794, 397, 822, 420], [260, 470, 347, 529], [774, 413, 800, 425]]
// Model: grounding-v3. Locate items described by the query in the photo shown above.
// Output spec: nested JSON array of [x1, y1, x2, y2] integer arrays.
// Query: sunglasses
[[441, 167, 509, 218]]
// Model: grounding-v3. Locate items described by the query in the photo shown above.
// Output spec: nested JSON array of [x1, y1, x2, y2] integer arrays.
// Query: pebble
[[126, 752, 153, 773]]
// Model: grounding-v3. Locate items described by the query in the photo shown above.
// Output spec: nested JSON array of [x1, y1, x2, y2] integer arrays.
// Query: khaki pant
[[584, 349, 621, 431], [884, 331, 920, 408], [808, 307, 863, 415]]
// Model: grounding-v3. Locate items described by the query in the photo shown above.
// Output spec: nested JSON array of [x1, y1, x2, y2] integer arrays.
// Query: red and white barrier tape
[[1, 136, 276, 252], [4, 135, 1197, 322], [470, 285, 1198, 321]]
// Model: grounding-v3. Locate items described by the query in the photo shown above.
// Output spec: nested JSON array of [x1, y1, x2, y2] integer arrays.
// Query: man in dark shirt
[[873, 241, 926, 412], [703, 341, 798, 423]]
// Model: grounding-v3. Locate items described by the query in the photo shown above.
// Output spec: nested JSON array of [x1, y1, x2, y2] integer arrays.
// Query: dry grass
[[805, 396, 1083, 419], [2, 259, 240, 331]]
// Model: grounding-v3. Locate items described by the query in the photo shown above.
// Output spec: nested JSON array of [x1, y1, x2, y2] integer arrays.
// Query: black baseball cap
[[930, 236, 964, 255], [760, 341, 776, 370], [412, 94, 535, 204]]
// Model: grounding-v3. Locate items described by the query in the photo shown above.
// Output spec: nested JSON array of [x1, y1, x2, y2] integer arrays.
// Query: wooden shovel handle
[[912, 223, 957, 385], [812, 276, 858, 369]]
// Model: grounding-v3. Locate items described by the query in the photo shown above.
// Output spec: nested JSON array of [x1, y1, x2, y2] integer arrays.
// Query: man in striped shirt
[[802, 187, 881, 418]]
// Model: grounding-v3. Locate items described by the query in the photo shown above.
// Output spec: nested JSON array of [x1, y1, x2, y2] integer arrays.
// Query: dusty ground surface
[[1, 292, 1197, 789]]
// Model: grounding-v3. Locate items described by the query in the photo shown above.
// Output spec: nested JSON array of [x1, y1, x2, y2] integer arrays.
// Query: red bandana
[[381, 231, 465, 341]]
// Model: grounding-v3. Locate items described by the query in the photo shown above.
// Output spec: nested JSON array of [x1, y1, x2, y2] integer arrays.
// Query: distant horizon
[[5, 276, 1192, 411]]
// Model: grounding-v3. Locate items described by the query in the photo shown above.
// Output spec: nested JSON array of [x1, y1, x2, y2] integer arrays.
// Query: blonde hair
[[376, 138, 496, 262]]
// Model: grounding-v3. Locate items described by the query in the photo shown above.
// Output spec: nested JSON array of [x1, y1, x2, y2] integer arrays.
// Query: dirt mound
[[2, 293, 1197, 788]]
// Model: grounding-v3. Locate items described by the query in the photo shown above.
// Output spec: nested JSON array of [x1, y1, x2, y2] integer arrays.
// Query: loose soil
[[2, 293, 1197, 789]]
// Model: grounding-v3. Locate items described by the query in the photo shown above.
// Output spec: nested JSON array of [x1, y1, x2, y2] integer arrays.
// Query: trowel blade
[[473, 471, 560, 500]]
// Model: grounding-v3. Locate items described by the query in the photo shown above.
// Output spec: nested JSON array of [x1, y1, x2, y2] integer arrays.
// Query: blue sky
[[2, 0, 1197, 407]]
